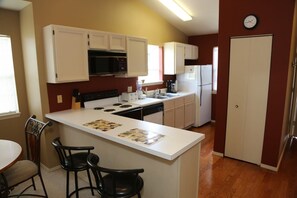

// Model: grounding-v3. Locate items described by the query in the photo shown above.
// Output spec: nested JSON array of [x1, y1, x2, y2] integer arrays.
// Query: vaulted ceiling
[[139, 0, 219, 36]]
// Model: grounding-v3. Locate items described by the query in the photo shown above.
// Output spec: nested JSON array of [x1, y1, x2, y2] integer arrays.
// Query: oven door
[[113, 107, 143, 120]]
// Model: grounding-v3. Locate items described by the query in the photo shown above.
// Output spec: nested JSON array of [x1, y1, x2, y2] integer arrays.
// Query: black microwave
[[88, 50, 127, 75]]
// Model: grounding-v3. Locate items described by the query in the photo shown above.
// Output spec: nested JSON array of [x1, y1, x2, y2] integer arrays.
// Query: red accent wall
[[215, 0, 295, 167], [187, 34, 218, 65]]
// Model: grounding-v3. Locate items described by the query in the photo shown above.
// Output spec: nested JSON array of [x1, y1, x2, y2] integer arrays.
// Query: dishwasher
[[142, 103, 164, 125]]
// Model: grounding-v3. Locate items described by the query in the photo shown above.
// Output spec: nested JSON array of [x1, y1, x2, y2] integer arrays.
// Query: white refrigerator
[[177, 65, 212, 127]]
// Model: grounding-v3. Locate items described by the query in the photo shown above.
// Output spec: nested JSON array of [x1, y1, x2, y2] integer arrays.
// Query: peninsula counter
[[46, 108, 204, 198]]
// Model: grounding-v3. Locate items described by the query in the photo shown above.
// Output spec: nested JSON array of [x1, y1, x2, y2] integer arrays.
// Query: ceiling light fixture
[[159, 0, 192, 21]]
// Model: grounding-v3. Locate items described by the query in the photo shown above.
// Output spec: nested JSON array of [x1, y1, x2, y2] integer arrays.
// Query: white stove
[[84, 97, 141, 114], [81, 90, 142, 118]]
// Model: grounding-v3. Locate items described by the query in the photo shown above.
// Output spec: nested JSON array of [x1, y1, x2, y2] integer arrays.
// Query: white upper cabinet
[[185, 44, 199, 60], [120, 36, 148, 77], [88, 30, 109, 50], [43, 25, 89, 83], [109, 33, 126, 51], [164, 42, 185, 75], [88, 31, 126, 51]]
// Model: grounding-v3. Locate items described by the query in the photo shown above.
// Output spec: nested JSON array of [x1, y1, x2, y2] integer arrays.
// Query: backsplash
[[47, 75, 175, 112]]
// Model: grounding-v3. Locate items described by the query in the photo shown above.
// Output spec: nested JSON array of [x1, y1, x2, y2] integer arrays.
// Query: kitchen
[[0, 0, 297, 197]]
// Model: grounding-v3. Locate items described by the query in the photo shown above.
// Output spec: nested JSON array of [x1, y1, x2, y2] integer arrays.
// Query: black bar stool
[[52, 137, 95, 198]]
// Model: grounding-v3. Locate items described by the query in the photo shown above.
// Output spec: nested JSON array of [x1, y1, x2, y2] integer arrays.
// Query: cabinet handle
[[235, 105, 239, 108]]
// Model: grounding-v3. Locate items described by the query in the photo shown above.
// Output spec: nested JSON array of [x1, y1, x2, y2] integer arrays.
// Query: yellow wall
[[3, 0, 187, 168], [0, 8, 29, 152]]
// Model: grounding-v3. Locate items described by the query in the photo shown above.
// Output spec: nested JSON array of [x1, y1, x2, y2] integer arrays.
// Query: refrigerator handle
[[200, 86, 202, 106]]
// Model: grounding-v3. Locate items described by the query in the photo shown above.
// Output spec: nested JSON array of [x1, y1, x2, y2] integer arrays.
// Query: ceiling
[[0, 0, 219, 36], [139, 0, 219, 36]]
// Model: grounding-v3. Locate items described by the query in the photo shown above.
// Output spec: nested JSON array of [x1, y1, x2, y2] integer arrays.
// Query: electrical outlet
[[127, 86, 132, 93], [57, 95, 63, 103]]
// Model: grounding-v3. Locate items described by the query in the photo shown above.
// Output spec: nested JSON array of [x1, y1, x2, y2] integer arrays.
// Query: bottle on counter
[[136, 80, 142, 99]]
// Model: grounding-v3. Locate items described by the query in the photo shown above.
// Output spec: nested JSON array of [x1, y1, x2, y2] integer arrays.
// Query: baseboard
[[212, 151, 224, 157], [260, 133, 290, 172], [40, 163, 61, 172]]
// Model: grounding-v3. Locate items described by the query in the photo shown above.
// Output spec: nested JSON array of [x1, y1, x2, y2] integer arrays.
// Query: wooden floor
[[190, 123, 297, 198]]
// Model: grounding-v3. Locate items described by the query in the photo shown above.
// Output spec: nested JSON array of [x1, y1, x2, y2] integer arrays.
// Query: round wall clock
[[243, 14, 258, 29]]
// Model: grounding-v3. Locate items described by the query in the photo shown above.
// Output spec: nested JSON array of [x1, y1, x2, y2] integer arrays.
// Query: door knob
[[235, 105, 239, 108]]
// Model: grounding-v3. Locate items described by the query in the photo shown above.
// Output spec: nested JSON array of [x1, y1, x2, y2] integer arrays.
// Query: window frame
[[0, 35, 20, 120], [138, 44, 163, 86]]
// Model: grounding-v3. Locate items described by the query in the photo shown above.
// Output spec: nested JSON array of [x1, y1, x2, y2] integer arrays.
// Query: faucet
[[154, 89, 160, 98]]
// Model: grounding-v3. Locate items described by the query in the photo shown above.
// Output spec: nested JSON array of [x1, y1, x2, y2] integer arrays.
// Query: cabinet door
[[175, 105, 185, 129], [164, 42, 185, 75], [44, 25, 89, 83], [88, 30, 109, 50], [184, 94, 195, 127], [109, 33, 126, 51], [163, 100, 175, 127], [174, 97, 185, 128], [175, 43, 185, 74], [192, 46, 199, 59], [225, 35, 272, 164], [184, 44, 198, 60], [184, 44, 192, 59], [164, 109, 175, 127], [125, 36, 148, 77]]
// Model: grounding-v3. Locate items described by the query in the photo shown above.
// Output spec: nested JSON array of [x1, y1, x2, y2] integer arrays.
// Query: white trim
[[260, 163, 278, 172], [0, 112, 21, 120], [212, 151, 224, 157], [260, 134, 289, 172], [141, 80, 164, 86]]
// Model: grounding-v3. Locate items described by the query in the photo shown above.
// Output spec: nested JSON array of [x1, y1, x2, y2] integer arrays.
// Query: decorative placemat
[[83, 119, 122, 132], [118, 128, 165, 145]]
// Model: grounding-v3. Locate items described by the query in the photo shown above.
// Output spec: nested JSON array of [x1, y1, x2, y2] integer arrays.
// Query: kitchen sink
[[148, 93, 179, 100]]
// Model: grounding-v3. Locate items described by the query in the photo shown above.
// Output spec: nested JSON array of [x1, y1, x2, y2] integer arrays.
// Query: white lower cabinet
[[174, 97, 185, 129], [163, 94, 195, 129], [163, 100, 175, 127], [184, 94, 195, 128], [225, 35, 272, 165]]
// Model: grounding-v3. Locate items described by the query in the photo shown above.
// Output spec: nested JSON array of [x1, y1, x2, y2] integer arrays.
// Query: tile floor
[[8, 167, 100, 198]]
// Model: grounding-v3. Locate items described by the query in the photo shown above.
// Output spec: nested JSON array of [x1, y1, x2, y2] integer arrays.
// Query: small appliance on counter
[[72, 89, 81, 109], [121, 92, 138, 102], [166, 80, 178, 93]]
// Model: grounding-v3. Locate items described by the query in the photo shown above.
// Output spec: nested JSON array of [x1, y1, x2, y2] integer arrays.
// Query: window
[[138, 44, 162, 85], [0, 35, 19, 117], [212, 46, 218, 92]]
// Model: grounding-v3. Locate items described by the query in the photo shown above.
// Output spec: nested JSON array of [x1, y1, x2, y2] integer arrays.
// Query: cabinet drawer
[[163, 100, 175, 110], [184, 94, 195, 103], [174, 97, 184, 107]]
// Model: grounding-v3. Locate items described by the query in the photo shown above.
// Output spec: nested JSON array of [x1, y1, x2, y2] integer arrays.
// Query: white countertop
[[46, 107, 204, 161]]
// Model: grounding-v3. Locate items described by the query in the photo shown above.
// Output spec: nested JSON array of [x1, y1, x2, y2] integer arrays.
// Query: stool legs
[[74, 172, 79, 198], [86, 169, 94, 196], [66, 171, 69, 198], [66, 170, 94, 198]]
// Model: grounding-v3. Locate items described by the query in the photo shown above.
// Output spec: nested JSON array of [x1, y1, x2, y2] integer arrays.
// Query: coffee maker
[[166, 80, 178, 93]]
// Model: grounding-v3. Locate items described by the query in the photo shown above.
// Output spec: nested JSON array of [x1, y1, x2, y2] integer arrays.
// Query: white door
[[225, 35, 272, 165]]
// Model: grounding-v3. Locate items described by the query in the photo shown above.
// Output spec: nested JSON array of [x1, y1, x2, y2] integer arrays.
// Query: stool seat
[[87, 153, 144, 198]]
